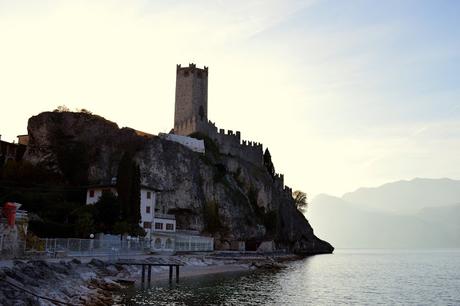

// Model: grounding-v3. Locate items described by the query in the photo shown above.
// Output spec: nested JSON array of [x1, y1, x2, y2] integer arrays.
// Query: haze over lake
[[124, 249, 460, 305], [309, 178, 460, 249]]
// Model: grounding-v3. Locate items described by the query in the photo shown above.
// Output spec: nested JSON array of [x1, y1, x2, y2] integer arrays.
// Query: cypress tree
[[263, 148, 275, 178], [116, 152, 141, 233]]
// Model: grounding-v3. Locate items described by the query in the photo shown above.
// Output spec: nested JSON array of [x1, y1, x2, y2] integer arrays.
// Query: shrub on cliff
[[293, 190, 308, 213], [189, 132, 220, 161]]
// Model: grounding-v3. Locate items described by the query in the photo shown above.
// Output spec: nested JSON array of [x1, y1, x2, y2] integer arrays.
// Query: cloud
[[1, 0, 459, 197]]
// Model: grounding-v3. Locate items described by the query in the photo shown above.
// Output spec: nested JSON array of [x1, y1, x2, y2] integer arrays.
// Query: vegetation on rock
[[12, 111, 333, 254], [293, 190, 308, 213]]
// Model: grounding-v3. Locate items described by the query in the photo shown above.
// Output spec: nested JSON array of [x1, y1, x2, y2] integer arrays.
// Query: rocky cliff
[[24, 111, 333, 254]]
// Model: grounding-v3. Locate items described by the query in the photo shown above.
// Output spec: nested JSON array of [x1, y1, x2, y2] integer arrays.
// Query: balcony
[[154, 213, 175, 220]]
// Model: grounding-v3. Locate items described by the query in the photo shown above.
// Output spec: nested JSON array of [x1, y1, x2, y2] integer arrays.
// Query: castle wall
[[174, 117, 264, 166], [205, 120, 263, 166], [171, 63, 293, 195], [158, 133, 205, 154], [173, 63, 262, 166]]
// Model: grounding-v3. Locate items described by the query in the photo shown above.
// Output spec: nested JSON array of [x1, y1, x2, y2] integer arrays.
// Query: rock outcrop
[[24, 111, 333, 254], [0, 259, 123, 305]]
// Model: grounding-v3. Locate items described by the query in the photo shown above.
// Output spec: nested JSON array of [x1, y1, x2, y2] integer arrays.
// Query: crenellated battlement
[[173, 115, 263, 166], [171, 63, 297, 202], [273, 173, 285, 189], [241, 140, 263, 148], [176, 63, 209, 73], [284, 185, 292, 195]]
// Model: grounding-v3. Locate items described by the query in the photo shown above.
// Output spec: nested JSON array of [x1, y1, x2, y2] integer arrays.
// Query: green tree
[[263, 148, 275, 178], [293, 190, 308, 213], [116, 152, 141, 234], [113, 221, 145, 238], [93, 191, 121, 233], [75, 211, 95, 237]]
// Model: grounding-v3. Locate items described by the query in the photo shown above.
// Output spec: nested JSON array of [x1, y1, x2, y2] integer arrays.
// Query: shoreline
[[0, 253, 297, 305]]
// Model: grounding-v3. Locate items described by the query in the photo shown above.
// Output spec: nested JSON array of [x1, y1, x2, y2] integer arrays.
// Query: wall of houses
[[85, 186, 118, 204], [86, 186, 161, 236], [140, 189, 156, 235], [153, 215, 176, 232], [0, 138, 26, 167]]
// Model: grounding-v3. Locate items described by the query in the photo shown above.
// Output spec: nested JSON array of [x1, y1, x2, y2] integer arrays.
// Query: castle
[[172, 63, 291, 194], [173, 64, 263, 167]]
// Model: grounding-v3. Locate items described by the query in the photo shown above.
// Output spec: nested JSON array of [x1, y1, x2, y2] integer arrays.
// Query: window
[[155, 222, 163, 230], [154, 238, 162, 249], [146, 206, 150, 213], [143, 222, 151, 229], [89, 190, 95, 198], [166, 223, 174, 231], [199, 105, 204, 121], [147, 191, 151, 199]]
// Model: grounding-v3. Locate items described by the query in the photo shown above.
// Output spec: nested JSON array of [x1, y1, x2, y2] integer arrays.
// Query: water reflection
[[122, 250, 460, 306]]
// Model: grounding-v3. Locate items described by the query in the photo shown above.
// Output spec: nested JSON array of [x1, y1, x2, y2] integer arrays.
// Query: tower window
[[89, 190, 95, 197], [147, 191, 151, 199], [199, 105, 204, 121]]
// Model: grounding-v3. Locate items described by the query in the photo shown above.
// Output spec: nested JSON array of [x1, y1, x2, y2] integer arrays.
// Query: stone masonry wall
[[174, 64, 208, 127], [174, 116, 263, 166]]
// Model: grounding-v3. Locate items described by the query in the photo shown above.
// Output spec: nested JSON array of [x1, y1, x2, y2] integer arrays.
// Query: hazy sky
[[1, 0, 459, 197]]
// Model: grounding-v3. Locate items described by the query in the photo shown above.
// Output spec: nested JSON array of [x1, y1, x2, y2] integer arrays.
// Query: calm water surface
[[122, 249, 460, 305]]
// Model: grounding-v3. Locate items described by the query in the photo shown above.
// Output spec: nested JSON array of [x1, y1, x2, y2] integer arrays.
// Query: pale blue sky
[[1, 0, 459, 196]]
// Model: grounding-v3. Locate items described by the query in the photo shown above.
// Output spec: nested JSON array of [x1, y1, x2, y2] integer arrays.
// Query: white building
[[85, 184, 213, 253], [140, 188, 157, 236], [85, 184, 174, 237], [86, 185, 117, 205], [158, 133, 205, 153]]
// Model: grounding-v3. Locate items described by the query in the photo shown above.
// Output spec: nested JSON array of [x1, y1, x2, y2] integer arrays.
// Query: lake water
[[122, 249, 460, 305]]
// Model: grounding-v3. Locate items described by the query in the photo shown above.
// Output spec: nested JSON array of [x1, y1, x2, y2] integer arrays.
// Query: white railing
[[149, 232, 214, 252], [25, 234, 214, 256], [175, 234, 214, 252], [25, 238, 152, 256]]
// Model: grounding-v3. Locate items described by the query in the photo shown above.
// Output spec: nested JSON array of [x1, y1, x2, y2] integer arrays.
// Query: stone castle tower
[[174, 63, 209, 136], [172, 63, 265, 167]]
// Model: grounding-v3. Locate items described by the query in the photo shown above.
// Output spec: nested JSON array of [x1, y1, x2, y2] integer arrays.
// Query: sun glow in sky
[[1, 0, 460, 197]]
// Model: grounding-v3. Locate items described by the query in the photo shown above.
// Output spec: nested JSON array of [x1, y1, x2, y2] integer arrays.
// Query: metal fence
[[0, 234, 26, 258], [1, 234, 214, 259], [150, 232, 214, 252], [25, 238, 152, 257], [175, 234, 214, 252]]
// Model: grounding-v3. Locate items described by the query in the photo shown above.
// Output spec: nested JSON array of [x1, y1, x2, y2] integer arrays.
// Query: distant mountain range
[[308, 178, 460, 248]]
